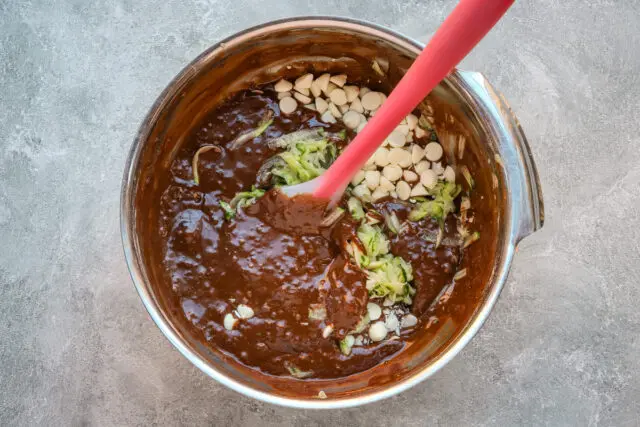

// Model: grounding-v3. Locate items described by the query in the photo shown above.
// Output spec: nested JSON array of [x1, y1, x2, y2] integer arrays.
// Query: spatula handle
[[314, 0, 515, 199]]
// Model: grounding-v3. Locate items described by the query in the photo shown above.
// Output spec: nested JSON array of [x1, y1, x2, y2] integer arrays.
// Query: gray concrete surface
[[1, 0, 639, 425]]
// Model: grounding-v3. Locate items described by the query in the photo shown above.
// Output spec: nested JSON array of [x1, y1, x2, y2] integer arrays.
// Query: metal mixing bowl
[[121, 17, 544, 408]]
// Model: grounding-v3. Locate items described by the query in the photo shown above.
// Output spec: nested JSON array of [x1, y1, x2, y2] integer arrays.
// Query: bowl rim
[[121, 16, 521, 409]]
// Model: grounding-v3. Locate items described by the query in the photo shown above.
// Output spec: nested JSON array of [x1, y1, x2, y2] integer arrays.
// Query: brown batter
[[152, 88, 470, 379]]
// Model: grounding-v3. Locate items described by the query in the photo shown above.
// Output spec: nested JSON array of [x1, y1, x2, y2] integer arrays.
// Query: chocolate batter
[[152, 88, 470, 379]]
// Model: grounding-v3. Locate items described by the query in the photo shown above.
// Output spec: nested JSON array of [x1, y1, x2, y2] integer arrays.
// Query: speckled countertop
[[1, 1, 639, 425]]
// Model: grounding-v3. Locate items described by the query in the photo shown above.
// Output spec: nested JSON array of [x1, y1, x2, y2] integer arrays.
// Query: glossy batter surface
[[154, 89, 463, 378]]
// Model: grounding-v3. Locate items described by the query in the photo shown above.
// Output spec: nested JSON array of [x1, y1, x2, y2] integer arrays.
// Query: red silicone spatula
[[282, 0, 514, 202]]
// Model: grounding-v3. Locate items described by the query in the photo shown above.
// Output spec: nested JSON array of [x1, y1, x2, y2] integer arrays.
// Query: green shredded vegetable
[[219, 201, 235, 220], [347, 197, 365, 221], [408, 180, 461, 224], [230, 186, 266, 210], [352, 314, 370, 333], [384, 211, 403, 234], [339, 335, 355, 356], [347, 241, 369, 268], [219, 186, 266, 221], [357, 223, 390, 258], [228, 109, 274, 150], [460, 165, 474, 189], [463, 231, 480, 248], [284, 362, 314, 379], [365, 254, 415, 303], [267, 133, 338, 186], [348, 223, 415, 303]]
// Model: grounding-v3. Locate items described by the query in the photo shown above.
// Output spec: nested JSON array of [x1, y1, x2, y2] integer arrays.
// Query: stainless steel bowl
[[121, 17, 543, 408]]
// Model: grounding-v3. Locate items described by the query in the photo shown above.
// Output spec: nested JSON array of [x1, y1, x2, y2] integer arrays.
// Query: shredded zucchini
[[220, 186, 266, 221], [270, 138, 337, 186], [347, 197, 365, 221], [284, 362, 314, 379], [348, 223, 415, 303], [408, 180, 461, 223], [219, 201, 235, 220], [228, 109, 274, 150]]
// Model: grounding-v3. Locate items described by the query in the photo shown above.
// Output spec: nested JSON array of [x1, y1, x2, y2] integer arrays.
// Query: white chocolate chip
[[403, 170, 418, 182], [362, 163, 377, 171], [356, 121, 367, 133], [387, 130, 406, 148], [329, 74, 347, 87], [390, 190, 397, 198], [415, 126, 428, 139], [294, 87, 310, 96], [379, 176, 395, 192], [374, 147, 390, 167], [365, 153, 375, 167], [420, 169, 438, 189], [277, 91, 291, 100], [410, 183, 428, 197], [328, 102, 342, 118], [425, 142, 443, 161], [388, 147, 411, 167], [329, 88, 348, 106], [223, 313, 237, 330], [342, 110, 361, 129], [396, 181, 411, 200], [315, 73, 331, 92], [414, 160, 430, 175], [406, 114, 418, 130], [352, 184, 371, 201], [293, 92, 311, 104], [279, 96, 297, 114], [443, 165, 456, 182], [382, 165, 403, 182], [349, 97, 364, 113], [294, 73, 313, 90], [367, 303, 382, 321], [351, 170, 366, 186], [315, 97, 329, 114], [339, 103, 350, 114], [322, 324, 334, 338], [384, 312, 399, 332], [323, 82, 337, 96], [361, 91, 382, 111], [411, 144, 425, 164], [371, 187, 388, 201], [369, 321, 387, 342], [406, 132, 414, 143], [274, 79, 293, 92], [310, 80, 322, 97], [236, 304, 254, 319], [401, 314, 418, 328], [320, 110, 336, 123], [304, 103, 316, 111], [400, 149, 412, 167], [359, 86, 371, 97], [432, 161, 445, 175], [344, 85, 359, 102], [364, 170, 381, 190], [396, 124, 410, 136]]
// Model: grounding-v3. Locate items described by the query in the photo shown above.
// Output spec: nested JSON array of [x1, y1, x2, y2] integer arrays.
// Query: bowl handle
[[457, 70, 545, 242]]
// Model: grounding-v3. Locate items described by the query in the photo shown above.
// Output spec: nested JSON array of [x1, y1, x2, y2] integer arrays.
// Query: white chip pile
[[271, 73, 456, 347], [272, 74, 451, 204]]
